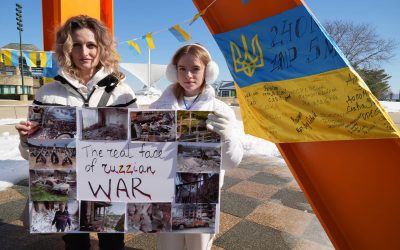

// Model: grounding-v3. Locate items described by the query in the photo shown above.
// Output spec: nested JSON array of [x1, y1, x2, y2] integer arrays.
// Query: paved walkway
[[0, 154, 334, 250]]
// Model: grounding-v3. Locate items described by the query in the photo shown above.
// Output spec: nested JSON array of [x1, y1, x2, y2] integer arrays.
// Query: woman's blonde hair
[[171, 44, 211, 100], [55, 15, 124, 81]]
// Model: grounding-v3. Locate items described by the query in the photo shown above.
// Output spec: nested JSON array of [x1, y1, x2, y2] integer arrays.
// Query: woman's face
[[177, 53, 206, 97], [71, 28, 100, 76]]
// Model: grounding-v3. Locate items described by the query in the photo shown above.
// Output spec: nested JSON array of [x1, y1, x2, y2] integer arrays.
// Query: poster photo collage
[[27, 106, 221, 234]]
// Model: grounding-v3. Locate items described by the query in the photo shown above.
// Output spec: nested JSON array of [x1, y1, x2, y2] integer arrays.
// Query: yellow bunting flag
[[144, 33, 155, 49], [190, 8, 207, 25], [39, 52, 47, 67], [127, 40, 141, 55], [169, 24, 191, 42], [4, 50, 18, 66], [30, 52, 37, 67]]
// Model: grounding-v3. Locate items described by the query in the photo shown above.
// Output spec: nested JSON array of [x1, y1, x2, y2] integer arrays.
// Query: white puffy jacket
[[19, 68, 138, 159], [33, 68, 137, 107], [150, 84, 243, 171]]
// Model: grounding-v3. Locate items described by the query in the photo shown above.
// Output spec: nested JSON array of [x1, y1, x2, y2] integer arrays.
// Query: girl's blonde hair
[[171, 44, 211, 100], [55, 15, 124, 82]]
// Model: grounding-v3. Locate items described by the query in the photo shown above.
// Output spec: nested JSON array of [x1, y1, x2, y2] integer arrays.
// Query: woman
[[15, 15, 136, 250], [150, 43, 243, 250]]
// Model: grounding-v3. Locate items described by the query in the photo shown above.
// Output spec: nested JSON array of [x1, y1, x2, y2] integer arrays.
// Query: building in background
[[217, 81, 236, 97], [0, 43, 43, 99]]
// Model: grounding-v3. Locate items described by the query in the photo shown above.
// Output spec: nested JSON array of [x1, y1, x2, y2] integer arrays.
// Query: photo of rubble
[[28, 142, 76, 170], [175, 173, 219, 204], [30, 169, 76, 202], [172, 203, 216, 233], [81, 108, 128, 140], [177, 143, 221, 173], [177, 111, 220, 143], [130, 111, 176, 142], [79, 201, 125, 232], [27, 106, 76, 140], [126, 203, 172, 233], [30, 200, 79, 233]]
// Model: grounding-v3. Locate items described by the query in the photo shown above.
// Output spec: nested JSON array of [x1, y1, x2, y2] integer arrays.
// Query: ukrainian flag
[[196, 1, 399, 142]]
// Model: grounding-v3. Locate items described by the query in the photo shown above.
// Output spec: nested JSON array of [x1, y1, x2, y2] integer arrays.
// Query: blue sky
[[0, 0, 399, 94]]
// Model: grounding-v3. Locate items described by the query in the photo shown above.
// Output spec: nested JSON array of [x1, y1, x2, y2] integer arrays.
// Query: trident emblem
[[230, 34, 264, 77]]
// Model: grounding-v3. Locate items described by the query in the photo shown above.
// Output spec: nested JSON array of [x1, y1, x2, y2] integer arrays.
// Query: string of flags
[[0, 48, 53, 68], [0, 0, 217, 69], [123, 0, 216, 55]]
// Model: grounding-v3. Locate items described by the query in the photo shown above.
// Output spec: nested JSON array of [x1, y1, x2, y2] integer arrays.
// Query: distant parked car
[[173, 217, 210, 230]]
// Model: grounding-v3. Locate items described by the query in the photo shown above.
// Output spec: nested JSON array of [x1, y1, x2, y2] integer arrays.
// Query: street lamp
[[16, 3, 25, 96]]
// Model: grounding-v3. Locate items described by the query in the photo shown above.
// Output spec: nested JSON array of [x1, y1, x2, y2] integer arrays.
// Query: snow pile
[[0, 133, 28, 191], [0, 118, 25, 125], [234, 120, 283, 159], [380, 101, 400, 113]]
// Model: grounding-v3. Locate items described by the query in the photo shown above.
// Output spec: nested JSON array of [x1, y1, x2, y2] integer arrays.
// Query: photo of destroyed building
[[30, 169, 76, 201], [130, 111, 176, 142], [175, 173, 219, 204], [177, 143, 221, 172], [28, 106, 76, 140], [81, 108, 128, 140], [177, 111, 220, 143], [79, 201, 125, 232]]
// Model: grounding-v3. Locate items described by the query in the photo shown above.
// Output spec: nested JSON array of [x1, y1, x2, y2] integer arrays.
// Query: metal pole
[[19, 29, 25, 95], [148, 47, 151, 93]]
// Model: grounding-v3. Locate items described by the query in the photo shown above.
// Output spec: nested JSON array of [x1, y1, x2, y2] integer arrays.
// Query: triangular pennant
[[143, 33, 155, 49], [169, 24, 191, 42], [189, 8, 207, 25], [127, 40, 141, 55]]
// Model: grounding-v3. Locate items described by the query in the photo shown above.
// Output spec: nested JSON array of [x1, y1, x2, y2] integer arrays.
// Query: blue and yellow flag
[[42, 56, 59, 83], [203, 2, 399, 142], [143, 33, 155, 49], [4, 50, 19, 66], [127, 40, 141, 55], [39, 52, 53, 68], [23, 51, 37, 67], [0, 49, 3, 64], [169, 25, 191, 42], [190, 8, 207, 25]]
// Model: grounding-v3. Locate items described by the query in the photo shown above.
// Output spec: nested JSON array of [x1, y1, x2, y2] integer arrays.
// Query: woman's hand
[[15, 121, 34, 142], [206, 111, 233, 142]]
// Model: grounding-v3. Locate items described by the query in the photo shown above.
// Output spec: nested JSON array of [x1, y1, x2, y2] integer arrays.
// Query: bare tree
[[324, 20, 398, 69]]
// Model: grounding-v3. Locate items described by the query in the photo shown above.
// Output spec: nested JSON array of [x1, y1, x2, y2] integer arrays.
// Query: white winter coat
[[33, 68, 137, 107]]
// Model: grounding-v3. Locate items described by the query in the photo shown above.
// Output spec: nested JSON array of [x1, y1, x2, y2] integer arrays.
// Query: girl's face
[[177, 53, 206, 97], [70, 28, 100, 77]]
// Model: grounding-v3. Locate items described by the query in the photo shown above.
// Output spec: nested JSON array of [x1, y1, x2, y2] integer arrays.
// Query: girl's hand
[[206, 111, 233, 142]]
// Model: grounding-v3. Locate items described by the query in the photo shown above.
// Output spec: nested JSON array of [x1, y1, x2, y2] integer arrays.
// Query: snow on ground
[[380, 101, 400, 112], [0, 118, 25, 125], [0, 133, 28, 191]]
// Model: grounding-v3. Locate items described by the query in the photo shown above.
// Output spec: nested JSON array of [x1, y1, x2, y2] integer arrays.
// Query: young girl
[[150, 44, 243, 250]]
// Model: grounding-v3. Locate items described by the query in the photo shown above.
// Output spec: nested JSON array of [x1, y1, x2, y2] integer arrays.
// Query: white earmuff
[[165, 44, 219, 85]]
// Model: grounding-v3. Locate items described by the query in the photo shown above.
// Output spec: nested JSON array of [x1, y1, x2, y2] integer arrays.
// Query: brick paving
[[0, 155, 334, 250]]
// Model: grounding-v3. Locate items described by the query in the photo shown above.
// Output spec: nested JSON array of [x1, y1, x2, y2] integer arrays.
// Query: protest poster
[[27, 106, 221, 234]]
